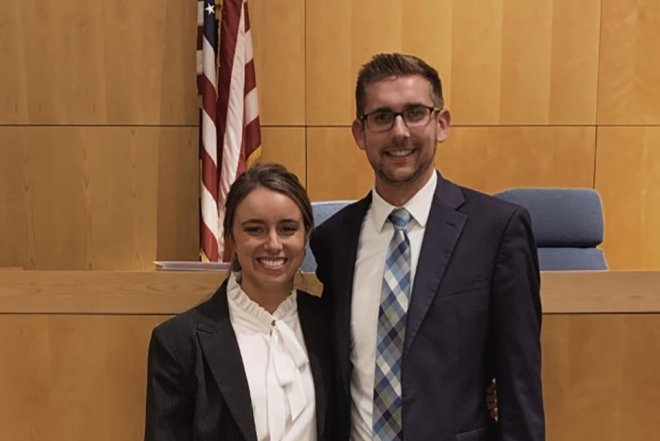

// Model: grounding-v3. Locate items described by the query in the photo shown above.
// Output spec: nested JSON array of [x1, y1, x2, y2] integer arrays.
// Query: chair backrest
[[300, 200, 354, 272], [493, 188, 607, 271]]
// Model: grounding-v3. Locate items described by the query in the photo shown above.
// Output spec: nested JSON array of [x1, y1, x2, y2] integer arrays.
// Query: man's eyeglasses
[[361, 105, 439, 132]]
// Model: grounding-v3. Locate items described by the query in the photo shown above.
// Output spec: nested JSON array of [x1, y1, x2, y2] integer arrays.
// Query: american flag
[[197, 0, 261, 262]]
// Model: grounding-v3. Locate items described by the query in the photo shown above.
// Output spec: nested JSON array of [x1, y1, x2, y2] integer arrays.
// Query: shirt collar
[[227, 272, 298, 331], [371, 171, 437, 232]]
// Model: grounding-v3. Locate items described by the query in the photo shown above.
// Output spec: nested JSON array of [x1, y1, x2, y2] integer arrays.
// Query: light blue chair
[[301, 200, 354, 272], [493, 188, 607, 271]]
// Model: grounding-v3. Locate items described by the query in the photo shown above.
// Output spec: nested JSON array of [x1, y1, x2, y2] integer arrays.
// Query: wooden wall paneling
[[0, 0, 197, 124], [19, 128, 91, 270], [83, 128, 161, 270], [542, 314, 660, 441], [400, 0, 453, 89], [3, 270, 659, 315], [618, 315, 660, 440], [449, 0, 504, 124], [452, 0, 600, 124], [306, 127, 373, 200], [306, 0, 600, 126], [79, 127, 198, 270], [103, 0, 198, 125], [0, 1, 29, 122], [547, 0, 600, 124], [595, 127, 660, 270], [598, 0, 660, 124], [1, 271, 659, 440], [436, 126, 596, 194], [495, 0, 554, 124], [542, 315, 625, 441], [0, 127, 198, 270], [305, 0, 373, 126], [0, 314, 169, 441], [0, 315, 51, 440], [0, 133, 28, 268], [257, 127, 307, 184], [250, 0, 305, 126], [155, 128, 200, 263]]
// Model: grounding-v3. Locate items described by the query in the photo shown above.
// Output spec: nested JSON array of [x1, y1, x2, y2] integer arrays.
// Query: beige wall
[[1, 0, 659, 269]]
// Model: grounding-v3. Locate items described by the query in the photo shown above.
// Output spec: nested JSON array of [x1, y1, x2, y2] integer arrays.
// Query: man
[[310, 53, 544, 441]]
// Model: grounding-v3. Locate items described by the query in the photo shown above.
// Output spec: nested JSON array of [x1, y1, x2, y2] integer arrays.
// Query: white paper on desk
[[154, 261, 231, 271]]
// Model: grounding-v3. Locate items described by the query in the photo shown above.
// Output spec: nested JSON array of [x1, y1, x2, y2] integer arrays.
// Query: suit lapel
[[334, 195, 372, 397], [197, 282, 258, 441], [404, 175, 466, 357], [297, 295, 327, 438]]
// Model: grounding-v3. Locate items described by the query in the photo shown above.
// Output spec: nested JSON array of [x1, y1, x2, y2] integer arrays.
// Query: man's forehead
[[363, 75, 434, 106]]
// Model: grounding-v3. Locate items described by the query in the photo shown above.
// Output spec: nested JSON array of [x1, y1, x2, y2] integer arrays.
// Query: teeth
[[259, 258, 287, 268], [388, 150, 412, 157]]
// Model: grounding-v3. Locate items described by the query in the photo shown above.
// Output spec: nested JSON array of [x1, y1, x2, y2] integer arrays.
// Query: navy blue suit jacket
[[310, 173, 544, 441]]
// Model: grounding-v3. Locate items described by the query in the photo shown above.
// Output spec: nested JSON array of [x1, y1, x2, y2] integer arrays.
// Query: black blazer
[[144, 279, 332, 441], [310, 173, 545, 441]]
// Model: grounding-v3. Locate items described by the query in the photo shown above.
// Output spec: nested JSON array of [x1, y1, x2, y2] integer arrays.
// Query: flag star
[[205, 3, 215, 15]]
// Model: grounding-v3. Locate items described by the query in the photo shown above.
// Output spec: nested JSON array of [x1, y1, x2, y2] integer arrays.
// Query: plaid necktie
[[373, 208, 412, 441]]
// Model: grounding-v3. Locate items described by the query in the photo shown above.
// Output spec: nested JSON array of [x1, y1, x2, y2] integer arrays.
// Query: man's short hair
[[355, 53, 444, 118]]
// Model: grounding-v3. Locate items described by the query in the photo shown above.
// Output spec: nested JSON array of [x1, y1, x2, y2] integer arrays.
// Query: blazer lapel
[[404, 175, 466, 357], [197, 282, 258, 441], [333, 195, 372, 394], [297, 295, 327, 438]]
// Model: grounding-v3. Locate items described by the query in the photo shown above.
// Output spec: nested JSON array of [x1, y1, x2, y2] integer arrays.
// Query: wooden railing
[[1, 271, 658, 441]]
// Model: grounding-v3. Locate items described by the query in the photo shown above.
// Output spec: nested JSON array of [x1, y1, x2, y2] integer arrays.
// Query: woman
[[144, 164, 332, 441]]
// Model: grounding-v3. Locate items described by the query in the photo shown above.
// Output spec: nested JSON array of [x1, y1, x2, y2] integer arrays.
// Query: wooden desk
[[0, 271, 658, 440]]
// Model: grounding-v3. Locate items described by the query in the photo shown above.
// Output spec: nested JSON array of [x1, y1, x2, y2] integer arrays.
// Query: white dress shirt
[[349, 172, 437, 440], [227, 273, 317, 441]]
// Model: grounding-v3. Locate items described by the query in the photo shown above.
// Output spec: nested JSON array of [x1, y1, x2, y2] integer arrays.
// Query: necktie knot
[[388, 208, 411, 232]]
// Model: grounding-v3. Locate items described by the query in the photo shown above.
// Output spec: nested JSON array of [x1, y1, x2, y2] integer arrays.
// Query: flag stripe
[[217, 0, 240, 140], [199, 0, 261, 262]]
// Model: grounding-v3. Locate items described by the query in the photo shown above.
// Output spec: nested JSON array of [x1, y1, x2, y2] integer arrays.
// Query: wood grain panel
[[256, 127, 306, 185], [598, 0, 660, 124], [2, 271, 660, 315], [547, 0, 600, 124], [305, 0, 358, 125], [306, 127, 373, 200], [0, 315, 169, 441], [449, 0, 504, 124], [539, 271, 660, 313], [618, 316, 660, 440], [0, 0, 197, 124], [595, 127, 660, 270], [497, 0, 554, 123], [306, 126, 596, 201], [0, 136, 27, 268], [250, 0, 305, 125], [0, 127, 197, 270], [2, 312, 658, 441], [437, 126, 596, 193], [306, 0, 600, 125], [155, 136, 200, 263], [1, 272, 659, 440], [543, 315, 660, 441]]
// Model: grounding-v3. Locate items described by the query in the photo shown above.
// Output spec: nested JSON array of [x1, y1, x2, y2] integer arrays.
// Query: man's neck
[[375, 171, 435, 207]]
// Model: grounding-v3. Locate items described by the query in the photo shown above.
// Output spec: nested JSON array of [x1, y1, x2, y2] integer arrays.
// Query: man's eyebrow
[[366, 102, 431, 113]]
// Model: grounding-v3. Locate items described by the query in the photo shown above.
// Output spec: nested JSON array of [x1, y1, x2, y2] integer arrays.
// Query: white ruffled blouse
[[227, 273, 317, 441]]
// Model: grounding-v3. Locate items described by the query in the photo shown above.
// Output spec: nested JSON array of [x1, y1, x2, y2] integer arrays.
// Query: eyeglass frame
[[359, 105, 441, 132]]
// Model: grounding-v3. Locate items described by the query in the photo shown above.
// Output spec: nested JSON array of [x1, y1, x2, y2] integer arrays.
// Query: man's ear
[[352, 119, 366, 150], [435, 109, 451, 143]]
